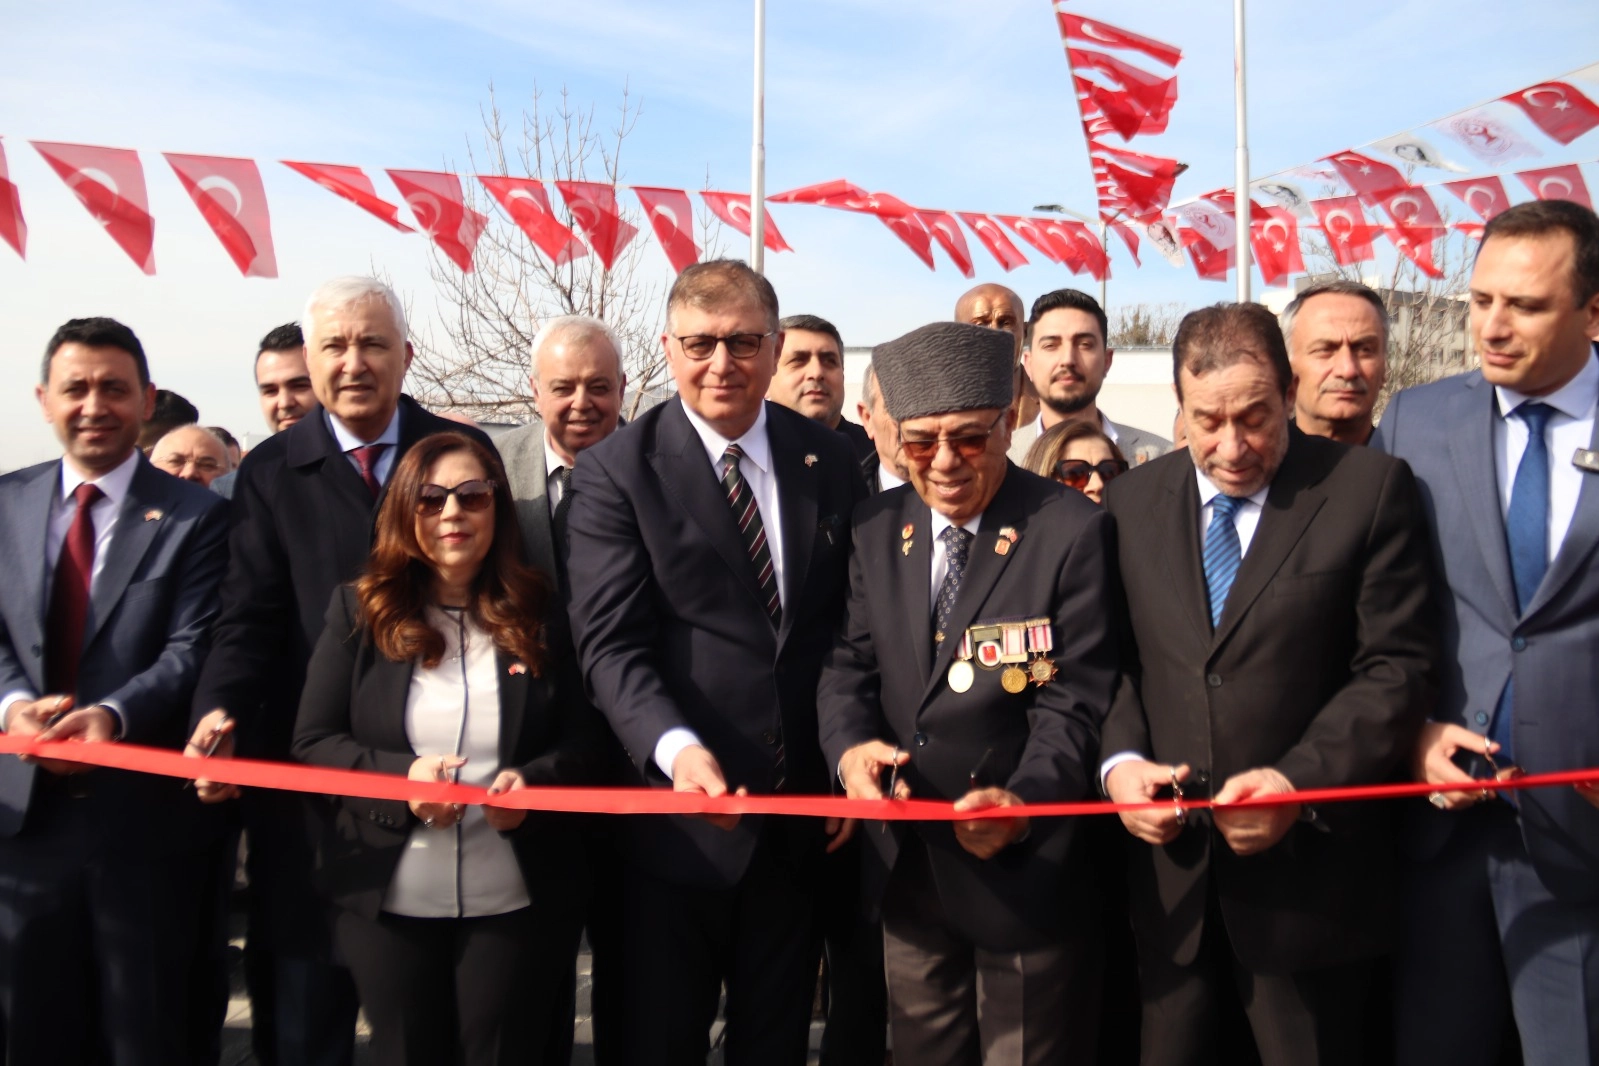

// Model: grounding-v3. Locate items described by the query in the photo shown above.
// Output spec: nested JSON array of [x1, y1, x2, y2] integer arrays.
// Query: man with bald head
[[150, 424, 233, 488], [956, 283, 1037, 433]]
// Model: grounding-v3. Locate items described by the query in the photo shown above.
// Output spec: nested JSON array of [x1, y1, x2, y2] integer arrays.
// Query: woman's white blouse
[[382, 607, 532, 918]]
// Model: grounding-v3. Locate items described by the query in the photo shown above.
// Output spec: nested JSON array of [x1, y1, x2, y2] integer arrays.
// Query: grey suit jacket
[[1376, 368, 1599, 901], [1007, 414, 1171, 467], [498, 423, 560, 583]]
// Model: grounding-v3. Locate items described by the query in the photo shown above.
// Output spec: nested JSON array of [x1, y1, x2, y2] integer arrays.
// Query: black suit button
[[761, 730, 777, 745], [914, 732, 928, 747], [1475, 711, 1489, 726], [1195, 770, 1211, 786], [1206, 674, 1222, 688], [1512, 637, 1527, 652]]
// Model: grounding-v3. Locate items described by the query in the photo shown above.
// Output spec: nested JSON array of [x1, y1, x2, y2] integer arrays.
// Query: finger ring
[[1428, 792, 1448, 809]]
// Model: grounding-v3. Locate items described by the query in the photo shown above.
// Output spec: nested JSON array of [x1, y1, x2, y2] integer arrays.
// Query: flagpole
[[750, 0, 767, 273], [1234, 0, 1251, 302]]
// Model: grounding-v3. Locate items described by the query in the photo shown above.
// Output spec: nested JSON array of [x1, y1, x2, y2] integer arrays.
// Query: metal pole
[[1098, 219, 1109, 313], [1233, 0, 1251, 301], [750, 0, 767, 273]]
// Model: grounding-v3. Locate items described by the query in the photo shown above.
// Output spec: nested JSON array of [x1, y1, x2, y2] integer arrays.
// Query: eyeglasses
[[416, 479, 496, 516], [1052, 458, 1128, 491], [673, 332, 775, 361], [898, 412, 1007, 465]]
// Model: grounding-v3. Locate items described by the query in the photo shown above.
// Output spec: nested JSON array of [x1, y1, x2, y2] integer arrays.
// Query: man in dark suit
[[768, 313, 874, 463], [186, 277, 495, 1066], [1101, 302, 1436, 1066], [0, 317, 229, 1065], [1376, 200, 1599, 1066], [820, 322, 1118, 1063], [564, 259, 867, 1064]]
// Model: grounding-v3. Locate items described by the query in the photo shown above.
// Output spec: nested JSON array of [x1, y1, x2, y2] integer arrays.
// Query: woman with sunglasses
[[1022, 419, 1129, 505], [293, 430, 597, 1066]]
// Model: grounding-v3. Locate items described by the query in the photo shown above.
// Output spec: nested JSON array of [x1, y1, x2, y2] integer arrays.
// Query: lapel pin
[[998, 526, 1018, 543], [143, 509, 163, 522], [994, 538, 1010, 556], [804, 453, 818, 467], [901, 523, 914, 555], [1574, 448, 1599, 473], [508, 662, 527, 676]]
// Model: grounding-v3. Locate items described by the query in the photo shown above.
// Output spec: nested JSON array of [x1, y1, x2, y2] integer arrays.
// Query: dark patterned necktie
[[721, 444, 781, 628], [933, 526, 973, 643], [551, 465, 573, 525], [45, 482, 104, 695], [350, 443, 389, 499]]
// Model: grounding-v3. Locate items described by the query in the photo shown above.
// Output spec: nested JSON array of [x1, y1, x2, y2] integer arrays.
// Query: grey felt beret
[[871, 321, 1016, 422]]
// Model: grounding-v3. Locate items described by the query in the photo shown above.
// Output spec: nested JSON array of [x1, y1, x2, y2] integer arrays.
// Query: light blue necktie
[[1203, 495, 1245, 629], [1492, 402, 1554, 763]]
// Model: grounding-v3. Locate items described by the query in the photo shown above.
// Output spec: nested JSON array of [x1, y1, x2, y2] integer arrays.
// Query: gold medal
[[948, 660, 975, 693], [1001, 665, 1028, 693], [1029, 657, 1057, 686]]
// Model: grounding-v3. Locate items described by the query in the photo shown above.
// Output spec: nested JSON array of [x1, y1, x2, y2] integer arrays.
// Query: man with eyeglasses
[[564, 259, 866, 1065], [150, 423, 233, 488], [819, 321, 1118, 1063]]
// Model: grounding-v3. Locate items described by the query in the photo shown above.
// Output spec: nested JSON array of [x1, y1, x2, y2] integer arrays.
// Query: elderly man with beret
[[818, 322, 1120, 1064]]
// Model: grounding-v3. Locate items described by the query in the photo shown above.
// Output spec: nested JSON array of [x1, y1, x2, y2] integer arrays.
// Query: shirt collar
[[1033, 411, 1120, 443], [681, 399, 772, 474], [878, 464, 906, 491], [1494, 346, 1599, 423], [544, 430, 568, 477], [1194, 466, 1271, 510], [61, 447, 141, 507], [929, 508, 983, 541], [325, 406, 402, 454]]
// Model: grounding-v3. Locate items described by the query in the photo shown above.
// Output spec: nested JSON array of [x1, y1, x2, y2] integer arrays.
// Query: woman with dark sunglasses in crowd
[[293, 430, 603, 1065], [1022, 419, 1129, 505]]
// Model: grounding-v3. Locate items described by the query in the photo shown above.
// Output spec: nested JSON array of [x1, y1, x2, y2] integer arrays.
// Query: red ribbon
[[2, 735, 1596, 820]]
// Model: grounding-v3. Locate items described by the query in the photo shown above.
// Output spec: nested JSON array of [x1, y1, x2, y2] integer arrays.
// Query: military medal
[[970, 625, 1003, 670], [1025, 617, 1057, 687], [998, 621, 1030, 693], [947, 632, 975, 693], [1001, 666, 1028, 693]]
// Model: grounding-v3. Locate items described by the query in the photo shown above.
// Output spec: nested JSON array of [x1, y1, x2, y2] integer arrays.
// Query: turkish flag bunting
[[1324, 151, 1412, 205], [164, 153, 276, 278], [996, 216, 1065, 264], [1075, 76, 1173, 139], [700, 191, 792, 253], [768, 179, 870, 208], [1380, 186, 1445, 230], [1516, 164, 1593, 209], [553, 181, 639, 271], [1249, 207, 1304, 286], [1057, 12, 1182, 67], [1501, 82, 1599, 146], [1383, 225, 1446, 279], [1068, 49, 1180, 125], [633, 187, 700, 274], [1046, 219, 1109, 281], [1180, 228, 1232, 281], [33, 141, 155, 273], [1309, 196, 1379, 266], [478, 177, 587, 265], [387, 170, 488, 272], [1454, 221, 1487, 241], [853, 192, 918, 218], [1442, 175, 1513, 221], [1093, 144, 1180, 219], [917, 211, 975, 278], [0, 139, 26, 259], [1108, 220, 1141, 265], [282, 161, 414, 232], [957, 213, 1028, 271], [878, 213, 936, 270]]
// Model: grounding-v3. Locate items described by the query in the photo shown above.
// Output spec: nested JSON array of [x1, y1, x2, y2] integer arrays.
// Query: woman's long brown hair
[[355, 430, 549, 673]]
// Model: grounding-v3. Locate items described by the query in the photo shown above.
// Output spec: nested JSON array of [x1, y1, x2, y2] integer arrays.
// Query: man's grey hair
[[530, 315, 625, 379], [1279, 280, 1389, 347], [302, 276, 407, 339], [861, 363, 880, 411]]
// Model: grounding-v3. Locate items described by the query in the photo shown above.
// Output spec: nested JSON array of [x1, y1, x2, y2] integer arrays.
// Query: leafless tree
[[1108, 302, 1187, 347], [402, 84, 725, 423]]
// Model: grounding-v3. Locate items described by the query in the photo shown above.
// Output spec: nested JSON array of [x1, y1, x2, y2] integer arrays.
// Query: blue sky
[[2, 0, 1596, 467]]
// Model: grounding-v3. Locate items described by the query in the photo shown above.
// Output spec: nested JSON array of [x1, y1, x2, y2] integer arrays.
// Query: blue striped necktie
[[1203, 495, 1246, 629]]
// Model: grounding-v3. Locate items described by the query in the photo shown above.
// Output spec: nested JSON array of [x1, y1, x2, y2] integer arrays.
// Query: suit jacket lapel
[[1212, 433, 1327, 649], [12, 465, 57, 685], [497, 650, 530, 760], [768, 410, 818, 643], [503, 427, 558, 581], [1529, 407, 1599, 617], [84, 458, 168, 652], [1160, 459, 1212, 644], [925, 471, 1023, 700], [363, 653, 417, 754], [887, 495, 934, 685], [1447, 378, 1518, 618]]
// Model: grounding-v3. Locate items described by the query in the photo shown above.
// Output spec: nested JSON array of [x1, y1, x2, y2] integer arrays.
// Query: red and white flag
[[387, 170, 488, 272], [1442, 176, 1513, 221], [33, 141, 155, 273], [1431, 110, 1542, 166], [634, 187, 700, 273], [1381, 186, 1445, 230], [1092, 143, 1181, 219], [1310, 196, 1379, 266], [1108, 220, 1141, 265], [918, 210, 974, 278], [700, 191, 792, 253], [554, 181, 638, 270], [1171, 199, 1237, 250], [1501, 82, 1599, 146], [1324, 151, 1411, 205], [478, 176, 587, 265], [957, 213, 1028, 271], [164, 153, 276, 278], [1069, 49, 1180, 128], [1180, 228, 1232, 281], [1044, 219, 1108, 281], [0, 138, 26, 259], [1516, 164, 1593, 209], [1056, 12, 1182, 67], [1075, 76, 1172, 139], [878, 213, 936, 270], [1249, 207, 1303, 286], [996, 216, 1065, 265], [282, 161, 414, 232], [1383, 225, 1445, 279], [768, 179, 871, 209]]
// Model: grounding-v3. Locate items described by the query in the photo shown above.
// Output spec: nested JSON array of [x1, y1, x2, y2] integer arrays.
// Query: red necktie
[[350, 444, 389, 499], [45, 482, 105, 696]]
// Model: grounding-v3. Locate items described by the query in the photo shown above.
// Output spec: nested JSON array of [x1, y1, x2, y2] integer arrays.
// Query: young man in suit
[[820, 321, 1119, 1063], [185, 277, 495, 1066], [0, 317, 230, 1064], [1376, 199, 1599, 1066], [564, 259, 867, 1064], [1102, 302, 1437, 1065]]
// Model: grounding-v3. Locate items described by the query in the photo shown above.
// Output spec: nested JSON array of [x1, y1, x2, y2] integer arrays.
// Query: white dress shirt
[[544, 430, 570, 516], [1031, 410, 1122, 444], [654, 402, 788, 779], [1493, 349, 1598, 563], [325, 407, 401, 487], [0, 449, 141, 731], [878, 464, 906, 492], [383, 608, 531, 919]]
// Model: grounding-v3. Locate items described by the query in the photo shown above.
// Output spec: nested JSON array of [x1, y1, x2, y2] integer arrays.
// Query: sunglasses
[[416, 479, 496, 516], [899, 411, 1007, 465], [1053, 458, 1128, 490]]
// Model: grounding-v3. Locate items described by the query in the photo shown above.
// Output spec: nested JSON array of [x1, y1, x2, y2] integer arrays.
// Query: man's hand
[[1412, 722, 1498, 812], [672, 744, 746, 831], [952, 788, 1028, 860], [11, 695, 115, 775], [823, 817, 857, 853], [839, 740, 911, 801], [409, 754, 468, 829], [185, 709, 239, 804], [1213, 768, 1299, 856], [1105, 760, 1190, 846], [483, 770, 528, 832], [1574, 781, 1599, 810]]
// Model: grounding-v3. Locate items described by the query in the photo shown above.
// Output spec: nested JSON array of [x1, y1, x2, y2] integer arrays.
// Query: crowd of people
[[0, 197, 1596, 1066]]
